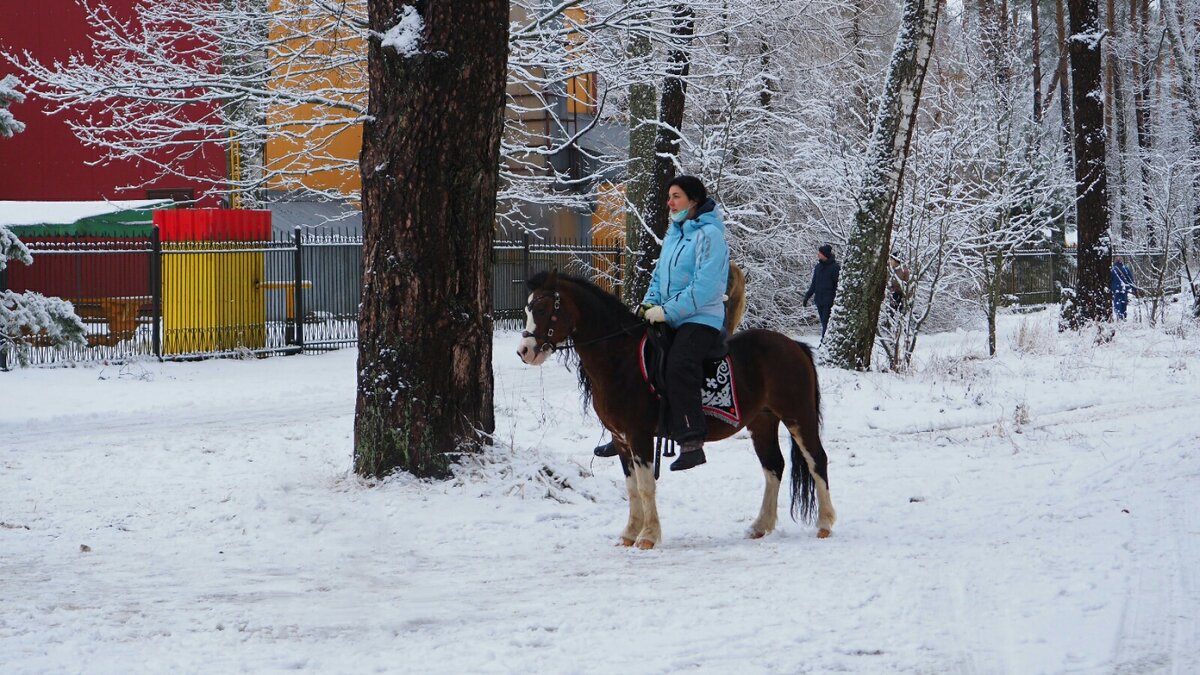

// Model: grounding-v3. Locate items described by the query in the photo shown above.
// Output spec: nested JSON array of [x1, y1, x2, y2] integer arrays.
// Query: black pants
[[666, 323, 721, 443], [816, 303, 832, 337]]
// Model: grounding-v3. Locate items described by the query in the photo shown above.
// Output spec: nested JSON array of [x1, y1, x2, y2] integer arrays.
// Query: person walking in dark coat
[[1111, 256, 1138, 320], [803, 244, 840, 337]]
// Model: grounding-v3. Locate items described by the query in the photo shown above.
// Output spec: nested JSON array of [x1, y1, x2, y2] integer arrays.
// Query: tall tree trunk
[[1068, 0, 1113, 323], [1163, 0, 1200, 250], [220, 0, 269, 209], [354, 1, 506, 478], [1055, 0, 1074, 160], [623, 29, 656, 305], [823, 0, 940, 371], [1131, 0, 1155, 247], [1032, 0, 1045, 124], [629, 5, 696, 304], [640, 5, 695, 265], [1106, 0, 1132, 240]]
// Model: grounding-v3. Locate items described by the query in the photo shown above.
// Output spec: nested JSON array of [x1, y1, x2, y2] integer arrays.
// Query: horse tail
[[789, 435, 817, 524], [788, 338, 821, 524]]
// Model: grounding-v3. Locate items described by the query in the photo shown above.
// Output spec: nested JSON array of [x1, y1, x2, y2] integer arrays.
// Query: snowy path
[[2, 311, 1198, 673]]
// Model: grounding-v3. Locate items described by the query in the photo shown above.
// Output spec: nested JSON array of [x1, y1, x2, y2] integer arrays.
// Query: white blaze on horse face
[[516, 292, 548, 365]]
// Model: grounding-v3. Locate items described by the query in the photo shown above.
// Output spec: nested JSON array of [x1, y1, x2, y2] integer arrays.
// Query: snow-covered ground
[[2, 305, 1198, 674]]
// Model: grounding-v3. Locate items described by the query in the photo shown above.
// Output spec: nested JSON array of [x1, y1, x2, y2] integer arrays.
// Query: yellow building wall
[[264, 1, 367, 197]]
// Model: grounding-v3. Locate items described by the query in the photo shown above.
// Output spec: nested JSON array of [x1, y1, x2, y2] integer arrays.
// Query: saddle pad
[[639, 334, 742, 426]]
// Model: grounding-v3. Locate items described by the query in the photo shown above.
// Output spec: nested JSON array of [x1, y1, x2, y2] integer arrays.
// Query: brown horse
[[516, 270, 836, 549]]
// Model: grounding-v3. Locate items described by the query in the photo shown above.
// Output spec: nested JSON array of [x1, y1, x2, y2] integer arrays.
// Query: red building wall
[[0, 1, 225, 205]]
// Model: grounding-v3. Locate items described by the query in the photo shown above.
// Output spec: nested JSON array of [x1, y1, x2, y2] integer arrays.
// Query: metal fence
[[2, 227, 362, 368], [492, 236, 624, 328], [1002, 250, 1183, 305], [7, 232, 1178, 368], [2, 230, 624, 367]]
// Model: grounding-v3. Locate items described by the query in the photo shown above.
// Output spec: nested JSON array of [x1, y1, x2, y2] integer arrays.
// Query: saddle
[[639, 325, 741, 428]]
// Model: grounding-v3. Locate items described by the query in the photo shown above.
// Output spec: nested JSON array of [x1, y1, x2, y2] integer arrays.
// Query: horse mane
[[527, 270, 645, 407]]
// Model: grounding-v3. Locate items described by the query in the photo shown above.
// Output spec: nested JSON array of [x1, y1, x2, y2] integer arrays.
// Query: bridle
[[522, 290, 570, 354], [522, 289, 644, 354]]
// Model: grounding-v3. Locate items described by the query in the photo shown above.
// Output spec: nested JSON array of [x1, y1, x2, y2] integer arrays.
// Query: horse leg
[[616, 439, 643, 547], [747, 414, 785, 539], [628, 438, 661, 549], [784, 420, 837, 538]]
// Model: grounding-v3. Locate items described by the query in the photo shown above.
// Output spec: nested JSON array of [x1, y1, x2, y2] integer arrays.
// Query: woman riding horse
[[638, 175, 730, 471]]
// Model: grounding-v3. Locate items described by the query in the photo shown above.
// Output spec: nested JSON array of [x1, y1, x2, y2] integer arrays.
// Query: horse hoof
[[817, 529, 832, 539], [748, 530, 766, 540], [635, 539, 655, 550], [617, 537, 635, 547]]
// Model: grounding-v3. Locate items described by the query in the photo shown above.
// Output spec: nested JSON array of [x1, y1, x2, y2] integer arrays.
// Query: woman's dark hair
[[668, 175, 708, 205]]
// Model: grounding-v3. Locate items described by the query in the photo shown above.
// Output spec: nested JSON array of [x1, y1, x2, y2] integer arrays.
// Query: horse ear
[[545, 267, 559, 289]]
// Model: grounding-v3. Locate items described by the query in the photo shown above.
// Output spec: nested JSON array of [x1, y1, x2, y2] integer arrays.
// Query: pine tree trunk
[[640, 4, 695, 277], [1105, 0, 1131, 241], [1163, 0, 1200, 250], [1068, 0, 1113, 323], [822, 0, 940, 371], [1131, 0, 1155, 247], [1032, 0, 1045, 124], [628, 5, 695, 305], [623, 29, 657, 305], [1055, 0, 1074, 159], [354, 1, 506, 479]]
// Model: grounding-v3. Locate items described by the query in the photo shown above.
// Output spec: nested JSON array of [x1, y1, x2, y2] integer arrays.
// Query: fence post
[[522, 231, 530, 284], [151, 225, 163, 360], [0, 262, 7, 370], [293, 226, 305, 351]]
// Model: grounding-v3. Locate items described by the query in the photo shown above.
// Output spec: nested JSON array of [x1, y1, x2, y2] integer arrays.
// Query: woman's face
[[667, 186, 695, 215]]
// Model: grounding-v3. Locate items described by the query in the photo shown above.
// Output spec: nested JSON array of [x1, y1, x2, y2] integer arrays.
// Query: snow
[[0, 200, 172, 227], [380, 6, 423, 57], [2, 307, 1199, 672]]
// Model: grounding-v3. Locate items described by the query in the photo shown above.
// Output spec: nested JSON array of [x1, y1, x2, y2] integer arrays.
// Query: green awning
[[1, 200, 173, 237]]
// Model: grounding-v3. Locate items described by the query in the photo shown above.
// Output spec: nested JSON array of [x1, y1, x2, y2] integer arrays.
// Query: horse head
[[517, 268, 578, 365]]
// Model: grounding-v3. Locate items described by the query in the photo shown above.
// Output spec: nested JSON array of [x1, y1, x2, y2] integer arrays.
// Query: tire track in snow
[[4, 398, 352, 449], [1110, 450, 1200, 674], [864, 393, 1199, 444]]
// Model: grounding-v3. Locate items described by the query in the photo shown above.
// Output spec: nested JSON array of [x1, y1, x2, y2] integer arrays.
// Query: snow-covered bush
[[1, 228, 87, 366], [1, 93, 86, 365], [0, 74, 25, 137]]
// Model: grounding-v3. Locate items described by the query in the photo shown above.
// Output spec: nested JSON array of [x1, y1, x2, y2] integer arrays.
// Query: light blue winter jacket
[[642, 198, 729, 331]]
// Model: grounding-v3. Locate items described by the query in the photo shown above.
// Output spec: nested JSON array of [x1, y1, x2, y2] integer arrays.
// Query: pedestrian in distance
[[887, 254, 909, 313], [1111, 255, 1138, 320], [803, 244, 840, 338]]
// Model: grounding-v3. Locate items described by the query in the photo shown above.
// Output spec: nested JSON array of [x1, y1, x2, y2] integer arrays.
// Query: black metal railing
[[2, 229, 627, 367], [492, 235, 625, 328], [10, 230, 1175, 368], [1003, 250, 1182, 305]]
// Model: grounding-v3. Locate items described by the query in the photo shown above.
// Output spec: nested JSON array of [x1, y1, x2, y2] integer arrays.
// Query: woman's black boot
[[669, 441, 706, 471]]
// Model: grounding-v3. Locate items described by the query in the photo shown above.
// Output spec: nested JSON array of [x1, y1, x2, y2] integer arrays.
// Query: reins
[[555, 323, 644, 352]]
